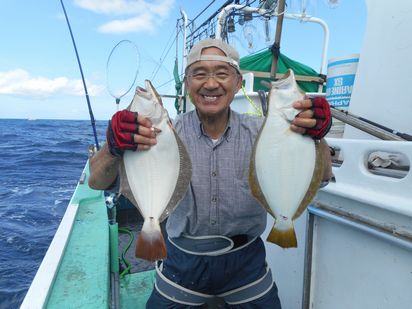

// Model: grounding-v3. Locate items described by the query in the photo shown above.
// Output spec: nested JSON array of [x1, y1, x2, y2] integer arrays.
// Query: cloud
[[0, 69, 104, 97], [98, 11, 154, 33], [74, 0, 175, 33]]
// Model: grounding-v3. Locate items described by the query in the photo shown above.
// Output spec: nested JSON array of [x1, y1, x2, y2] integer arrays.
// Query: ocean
[[0, 118, 107, 308]]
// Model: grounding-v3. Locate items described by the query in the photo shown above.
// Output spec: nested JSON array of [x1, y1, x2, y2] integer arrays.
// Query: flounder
[[249, 69, 324, 248], [120, 80, 192, 261]]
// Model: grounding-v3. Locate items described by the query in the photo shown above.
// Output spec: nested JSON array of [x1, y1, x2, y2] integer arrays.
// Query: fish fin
[[119, 160, 144, 216], [158, 129, 192, 223], [267, 221, 297, 248], [293, 140, 325, 220], [135, 217, 167, 262], [248, 117, 276, 218]]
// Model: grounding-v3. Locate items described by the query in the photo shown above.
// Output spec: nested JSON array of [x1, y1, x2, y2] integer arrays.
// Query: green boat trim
[[21, 161, 156, 308]]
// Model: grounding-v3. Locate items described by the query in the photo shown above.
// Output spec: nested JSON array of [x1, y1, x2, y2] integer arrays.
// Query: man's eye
[[193, 73, 207, 78], [216, 72, 229, 78]]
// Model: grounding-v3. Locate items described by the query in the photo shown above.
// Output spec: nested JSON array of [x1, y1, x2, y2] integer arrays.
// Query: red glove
[[305, 97, 332, 139], [106, 110, 138, 157]]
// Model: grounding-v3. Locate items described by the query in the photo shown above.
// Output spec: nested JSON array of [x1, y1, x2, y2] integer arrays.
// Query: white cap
[[185, 38, 240, 72]]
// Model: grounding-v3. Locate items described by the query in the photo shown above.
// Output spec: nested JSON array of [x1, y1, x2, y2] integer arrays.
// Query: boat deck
[[120, 270, 155, 308]]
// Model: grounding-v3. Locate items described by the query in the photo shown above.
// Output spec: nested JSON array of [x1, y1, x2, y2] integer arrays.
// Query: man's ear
[[236, 74, 243, 92]]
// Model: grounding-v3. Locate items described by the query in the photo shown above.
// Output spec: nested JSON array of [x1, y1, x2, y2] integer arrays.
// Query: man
[[89, 38, 333, 308]]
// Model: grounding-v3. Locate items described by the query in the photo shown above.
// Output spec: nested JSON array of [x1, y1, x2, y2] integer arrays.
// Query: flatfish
[[120, 80, 192, 261], [249, 69, 324, 248]]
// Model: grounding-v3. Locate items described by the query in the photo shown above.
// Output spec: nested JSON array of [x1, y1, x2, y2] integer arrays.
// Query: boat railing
[[214, 3, 330, 78]]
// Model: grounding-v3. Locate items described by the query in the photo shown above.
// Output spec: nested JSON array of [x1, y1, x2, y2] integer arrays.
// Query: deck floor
[[117, 207, 156, 274], [120, 270, 156, 308]]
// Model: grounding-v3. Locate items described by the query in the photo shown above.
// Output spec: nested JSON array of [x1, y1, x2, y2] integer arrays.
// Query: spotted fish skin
[[249, 70, 324, 248], [121, 80, 192, 261]]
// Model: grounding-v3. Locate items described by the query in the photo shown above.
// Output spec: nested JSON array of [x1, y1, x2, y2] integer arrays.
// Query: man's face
[[185, 47, 242, 118]]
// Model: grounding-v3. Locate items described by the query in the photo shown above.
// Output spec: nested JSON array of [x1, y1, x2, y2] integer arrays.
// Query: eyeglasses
[[186, 71, 238, 83]]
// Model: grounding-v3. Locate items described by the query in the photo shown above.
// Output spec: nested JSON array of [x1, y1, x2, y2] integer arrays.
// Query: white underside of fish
[[124, 120, 179, 220], [254, 115, 316, 222], [120, 80, 191, 261], [250, 69, 322, 248]]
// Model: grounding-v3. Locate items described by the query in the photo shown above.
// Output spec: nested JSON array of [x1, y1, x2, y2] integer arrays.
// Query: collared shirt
[[166, 109, 267, 238]]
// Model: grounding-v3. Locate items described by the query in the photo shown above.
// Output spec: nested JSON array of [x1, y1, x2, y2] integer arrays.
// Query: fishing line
[[155, 76, 183, 90], [59, 0, 100, 149], [241, 85, 263, 116], [150, 27, 179, 81], [106, 40, 140, 111]]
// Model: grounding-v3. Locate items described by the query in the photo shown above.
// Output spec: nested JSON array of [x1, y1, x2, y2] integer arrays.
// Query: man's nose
[[203, 75, 220, 88]]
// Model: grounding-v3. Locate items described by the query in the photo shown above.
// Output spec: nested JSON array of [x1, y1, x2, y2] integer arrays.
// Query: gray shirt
[[166, 109, 267, 238]]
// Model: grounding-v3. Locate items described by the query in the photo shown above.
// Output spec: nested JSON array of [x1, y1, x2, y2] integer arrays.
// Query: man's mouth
[[202, 95, 220, 102]]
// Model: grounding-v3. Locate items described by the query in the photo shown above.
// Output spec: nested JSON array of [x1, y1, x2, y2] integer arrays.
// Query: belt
[[168, 234, 257, 256], [155, 260, 273, 306]]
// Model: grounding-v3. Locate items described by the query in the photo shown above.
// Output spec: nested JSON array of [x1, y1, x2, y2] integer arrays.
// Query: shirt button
[[212, 171, 217, 177], [212, 196, 217, 202], [211, 220, 216, 225]]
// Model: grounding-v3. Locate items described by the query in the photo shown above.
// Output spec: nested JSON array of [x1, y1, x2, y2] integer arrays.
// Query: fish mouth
[[136, 85, 152, 101], [271, 69, 295, 90], [145, 80, 163, 106]]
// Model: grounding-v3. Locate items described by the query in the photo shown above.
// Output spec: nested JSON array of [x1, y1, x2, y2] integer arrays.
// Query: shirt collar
[[192, 109, 233, 142]]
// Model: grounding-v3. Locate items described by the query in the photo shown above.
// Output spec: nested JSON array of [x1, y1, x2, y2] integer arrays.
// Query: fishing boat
[[21, 1, 412, 308]]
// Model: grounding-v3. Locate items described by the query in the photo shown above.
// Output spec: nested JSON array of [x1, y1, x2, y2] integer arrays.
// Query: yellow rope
[[241, 85, 263, 117]]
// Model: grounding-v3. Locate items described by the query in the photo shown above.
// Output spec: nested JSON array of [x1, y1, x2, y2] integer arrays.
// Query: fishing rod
[[330, 106, 412, 141], [60, 0, 100, 150]]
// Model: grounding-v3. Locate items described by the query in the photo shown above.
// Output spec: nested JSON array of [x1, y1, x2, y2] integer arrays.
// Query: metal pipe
[[180, 9, 188, 113], [110, 272, 120, 309], [215, 5, 268, 39], [301, 212, 315, 309], [270, 0, 286, 79], [215, 4, 329, 92], [308, 205, 412, 251], [180, 9, 188, 76], [186, 0, 234, 42]]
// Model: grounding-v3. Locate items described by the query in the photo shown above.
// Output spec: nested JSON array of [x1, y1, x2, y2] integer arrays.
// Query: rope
[[241, 85, 263, 116], [118, 227, 134, 278]]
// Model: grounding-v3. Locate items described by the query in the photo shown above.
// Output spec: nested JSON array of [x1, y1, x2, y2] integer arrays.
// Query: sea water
[[0, 119, 106, 308]]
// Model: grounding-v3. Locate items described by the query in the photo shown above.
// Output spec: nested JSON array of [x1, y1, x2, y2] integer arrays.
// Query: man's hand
[[290, 97, 332, 139], [106, 110, 160, 157]]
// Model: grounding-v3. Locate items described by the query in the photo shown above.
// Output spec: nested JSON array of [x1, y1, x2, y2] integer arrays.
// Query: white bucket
[[326, 54, 360, 137]]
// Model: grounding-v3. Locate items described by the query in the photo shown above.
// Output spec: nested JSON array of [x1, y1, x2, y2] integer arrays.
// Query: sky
[[0, 0, 366, 120]]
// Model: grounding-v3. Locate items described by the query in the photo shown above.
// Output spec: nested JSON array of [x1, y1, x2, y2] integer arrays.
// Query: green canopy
[[239, 49, 324, 93]]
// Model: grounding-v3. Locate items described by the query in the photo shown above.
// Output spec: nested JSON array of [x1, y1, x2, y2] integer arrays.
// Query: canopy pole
[[270, 0, 286, 79]]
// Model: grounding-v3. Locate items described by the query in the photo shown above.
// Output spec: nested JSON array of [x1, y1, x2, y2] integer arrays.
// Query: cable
[[118, 227, 134, 278], [150, 26, 180, 80], [241, 85, 263, 116], [155, 75, 184, 90]]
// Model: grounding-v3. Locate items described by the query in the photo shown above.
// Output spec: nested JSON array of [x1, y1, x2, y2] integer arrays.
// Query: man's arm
[[88, 143, 121, 190]]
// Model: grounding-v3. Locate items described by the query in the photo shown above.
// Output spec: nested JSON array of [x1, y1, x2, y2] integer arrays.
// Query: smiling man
[[89, 38, 333, 308]]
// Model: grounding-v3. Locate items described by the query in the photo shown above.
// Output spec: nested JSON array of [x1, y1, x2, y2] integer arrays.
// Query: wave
[[0, 119, 106, 307]]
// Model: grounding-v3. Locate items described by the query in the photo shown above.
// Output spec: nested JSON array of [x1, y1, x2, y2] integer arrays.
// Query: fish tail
[[135, 217, 167, 261], [266, 219, 297, 248]]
